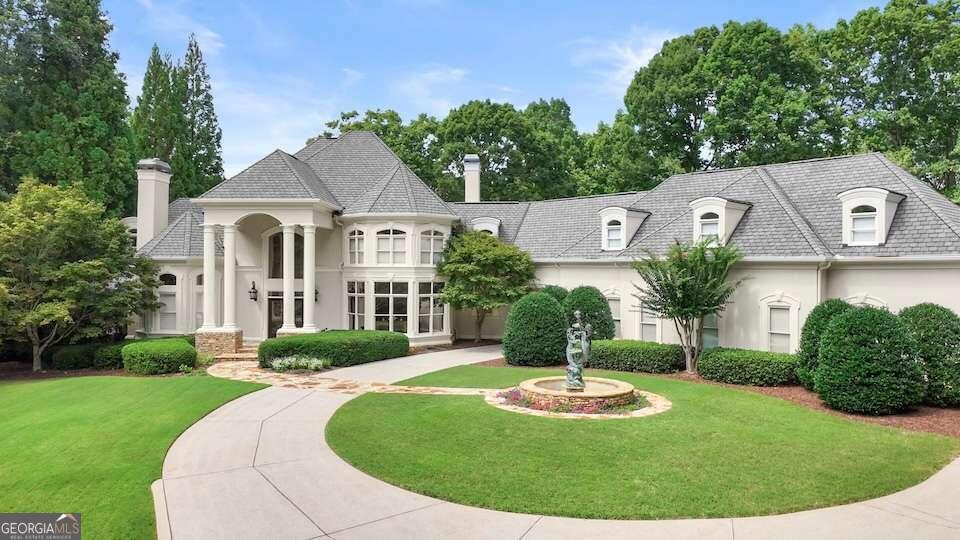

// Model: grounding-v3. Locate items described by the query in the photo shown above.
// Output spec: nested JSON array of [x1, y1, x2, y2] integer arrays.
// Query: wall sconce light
[[248, 281, 258, 301], [314, 289, 319, 302]]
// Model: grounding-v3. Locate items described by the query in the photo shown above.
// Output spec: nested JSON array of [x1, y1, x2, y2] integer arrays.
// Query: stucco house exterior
[[129, 131, 960, 356]]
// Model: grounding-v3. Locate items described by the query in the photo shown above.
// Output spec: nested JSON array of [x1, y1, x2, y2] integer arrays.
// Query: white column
[[201, 223, 218, 329], [222, 224, 237, 330], [301, 224, 317, 332], [279, 224, 296, 332]]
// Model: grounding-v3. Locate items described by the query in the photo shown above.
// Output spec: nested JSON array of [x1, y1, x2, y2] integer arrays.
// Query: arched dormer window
[[420, 230, 445, 265], [850, 205, 877, 244], [689, 197, 750, 245], [376, 229, 406, 264], [348, 229, 364, 265], [699, 212, 720, 245], [838, 187, 905, 246], [605, 219, 623, 250], [470, 217, 501, 236]]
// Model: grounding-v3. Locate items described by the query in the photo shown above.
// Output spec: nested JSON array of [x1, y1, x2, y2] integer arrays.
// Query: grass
[[0, 375, 264, 539], [327, 365, 960, 520]]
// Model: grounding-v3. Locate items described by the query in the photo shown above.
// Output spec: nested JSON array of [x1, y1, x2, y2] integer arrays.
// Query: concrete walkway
[[155, 345, 960, 539]]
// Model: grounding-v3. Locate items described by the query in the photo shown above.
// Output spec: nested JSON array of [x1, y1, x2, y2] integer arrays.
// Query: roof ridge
[[139, 209, 190, 256], [755, 167, 831, 256], [874, 154, 960, 241], [197, 150, 281, 198], [399, 164, 417, 213], [277, 150, 323, 200], [299, 136, 341, 162], [667, 152, 883, 179], [511, 202, 533, 243], [364, 163, 402, 213]]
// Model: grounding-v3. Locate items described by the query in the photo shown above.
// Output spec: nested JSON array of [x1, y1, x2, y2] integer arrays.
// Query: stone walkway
[[156, 345, 960, 539]]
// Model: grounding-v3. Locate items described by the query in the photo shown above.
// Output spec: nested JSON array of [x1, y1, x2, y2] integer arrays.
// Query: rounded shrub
[[589, 340, 684, 373], [815, 307, 925, 415], [258, 330, 409, 368], [540, 285, 569, 304], [796, 299, 854, 390], [561, 286, 615, 340], [503, 292, 567, 366], [122, 338, 197, 375], [698, 348, 798, 386], [93, 343, 125, 369], [899, 303, 960, 407], [51, 343, 100, 370]]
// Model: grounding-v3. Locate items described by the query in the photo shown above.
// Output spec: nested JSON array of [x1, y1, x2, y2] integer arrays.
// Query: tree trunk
[[474, 310, 487, 344], [32, 342, 42, 372]]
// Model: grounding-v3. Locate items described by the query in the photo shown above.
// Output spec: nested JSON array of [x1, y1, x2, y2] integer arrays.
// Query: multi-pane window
[[768, 306, 791, 353], [195, 275, 203, 329], [702, 313, 719, 350], [158, 274, 177, 331], [699, 212, 720, 244], [639, 304, 658, 342], [605, 220, 623, 250], [851, 205, 877, 244], [376, 229, 406, 264], [418, 282, 446, 333], [374, 281, 408, 333], [348, 230, 364, 265], [347, 281, 366, 330], [607, 297, 622, 338], [420, 230, 445, 265], [268, 232, 303, 278]]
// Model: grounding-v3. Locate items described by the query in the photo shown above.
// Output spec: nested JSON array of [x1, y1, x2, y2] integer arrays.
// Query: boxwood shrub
[[899, 303, 960, 407], [503, 292, 567, 366], [698, 348, 798, 386], [540, 285, 569, 304], [51, 343, 101, 370], [796, 299, 853, 390], [93, 343, 125, 369], [561, 286, 615, 340], [589, 340, 684, 373], [257, 330, 409, 368], [122, 338, 197, 375], [815, 307, 926, 415]]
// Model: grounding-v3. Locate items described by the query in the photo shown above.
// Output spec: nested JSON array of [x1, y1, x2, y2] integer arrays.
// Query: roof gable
[[344, 162, 455, 216]]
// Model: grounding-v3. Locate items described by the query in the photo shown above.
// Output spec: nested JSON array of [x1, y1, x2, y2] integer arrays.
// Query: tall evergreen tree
[[130, 44, 180, 163], [5, 0, 135, 215]]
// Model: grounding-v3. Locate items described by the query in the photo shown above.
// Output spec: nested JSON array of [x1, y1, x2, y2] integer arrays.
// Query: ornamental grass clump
[[898, 303, 960, 407], [815, 307, 925, 415]]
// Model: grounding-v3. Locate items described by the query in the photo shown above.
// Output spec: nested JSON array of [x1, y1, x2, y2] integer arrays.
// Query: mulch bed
[[409, 339, 501, 355], [472, 359, 960, 438], [0, 361, 125, 382]]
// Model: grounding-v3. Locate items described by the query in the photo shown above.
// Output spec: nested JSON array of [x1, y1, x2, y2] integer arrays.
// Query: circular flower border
[[483, 389, 672, 420]]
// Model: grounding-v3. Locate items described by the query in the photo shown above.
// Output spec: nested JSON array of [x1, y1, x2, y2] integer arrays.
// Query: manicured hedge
[[540, 285, 569, 304], [257, 330, 409, 368], [51, 343, 102, 370], [122, 338, 197, 375], [815, 307, 925, 415], [503, 292, 567, 366], [698, 348, 798, 386], [796, 299, 853, 390], [93, 343, 125, 369], [589, 340, 684, 373], [562, 286, 615, 340], [899, 303, 960, 407]]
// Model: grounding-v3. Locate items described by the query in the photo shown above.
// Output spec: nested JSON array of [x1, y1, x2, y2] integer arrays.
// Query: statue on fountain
[[565, 310, 592, 392]]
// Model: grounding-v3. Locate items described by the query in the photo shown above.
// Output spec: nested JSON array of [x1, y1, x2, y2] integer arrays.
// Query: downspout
[[816, 261, 832, 304]]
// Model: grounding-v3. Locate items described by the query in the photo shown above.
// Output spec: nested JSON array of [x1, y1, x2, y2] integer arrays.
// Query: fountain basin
[[518, 376, 636, 410]]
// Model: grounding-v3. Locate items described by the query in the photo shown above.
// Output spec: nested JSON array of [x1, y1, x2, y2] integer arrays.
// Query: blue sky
[[104, 0, 882, 175]]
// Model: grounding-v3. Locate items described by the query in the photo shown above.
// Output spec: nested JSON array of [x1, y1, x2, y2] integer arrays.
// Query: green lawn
[[0, 375, 264, 539], [327, 365, 960, 520]]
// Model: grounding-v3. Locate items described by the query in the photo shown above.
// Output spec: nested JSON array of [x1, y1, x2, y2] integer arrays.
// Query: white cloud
[[136, 0, 224, 55], [391, 65, 467, 117], [570, 26, 676, 95]]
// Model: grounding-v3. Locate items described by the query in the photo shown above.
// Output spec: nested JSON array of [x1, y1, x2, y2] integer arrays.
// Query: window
[[195, 274, 203, 329], [347, 281, 366, 330], [850, 205, 877, 244], [376, 229, 406, 264], [702, 313, 719, 350], [195, 275, 203, 286], [639, 304, 658, 342], [699, 212, 720, 244], [374, 281, 408, 332], [348, 230, 364, 265], [420, 230, 445, 265], [607, 297, 622, 338], [605, 220, 623, 250], [160, 273, 177, 286], [768, 306, 791, 353], [158, 274, 177, 331], [418, 282, 446, 333], [268, 232, 303, 279]]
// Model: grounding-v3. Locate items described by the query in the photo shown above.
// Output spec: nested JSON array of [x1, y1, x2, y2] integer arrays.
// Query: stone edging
[[484, 389, 672, 420]]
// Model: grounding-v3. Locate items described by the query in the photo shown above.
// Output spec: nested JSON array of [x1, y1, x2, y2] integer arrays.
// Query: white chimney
[[463, 154, 481, 203], [136, 158, 172, 248]]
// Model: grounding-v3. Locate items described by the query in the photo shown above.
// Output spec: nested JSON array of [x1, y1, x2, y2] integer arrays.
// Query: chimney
[[463, 154, 481, 202], [135, 158, 172, 248]]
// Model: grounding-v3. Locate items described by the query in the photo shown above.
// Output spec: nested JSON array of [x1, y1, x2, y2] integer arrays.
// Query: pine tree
[[130, 44, 181, 163], [6, 0, 136, 215]]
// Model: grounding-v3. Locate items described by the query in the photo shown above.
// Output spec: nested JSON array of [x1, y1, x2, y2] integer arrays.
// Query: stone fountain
[[517, 311, 636, 410]]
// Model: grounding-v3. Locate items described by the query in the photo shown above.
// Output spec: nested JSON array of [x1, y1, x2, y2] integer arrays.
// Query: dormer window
[[699, 212, 720, 245], [837, 187, 905, 246], [689, 197, 750, 245], [605, 220, 623, 250], [470, 217, 501, 236]]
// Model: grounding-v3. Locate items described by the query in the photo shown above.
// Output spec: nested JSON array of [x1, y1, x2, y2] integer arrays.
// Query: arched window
[[160, 273, 177, 286], [348, 229, 364, 265], [699, 212, 720, 244], [268, 232, 303, 279], [420, 230, 445, 265], [157, 274, 177, 331], [759, 293, 801, 353], [376, 229, 406, 264], [851, 205, 877, 244], [196, 274, 203, 286], [605, 220, 623, 250]]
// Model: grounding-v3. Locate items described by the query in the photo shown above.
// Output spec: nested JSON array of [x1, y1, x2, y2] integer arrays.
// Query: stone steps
[[214, 351, 258, 361]]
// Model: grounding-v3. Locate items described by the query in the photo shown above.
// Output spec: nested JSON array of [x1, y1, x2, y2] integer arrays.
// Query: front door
[[267, 298, 304, 338]]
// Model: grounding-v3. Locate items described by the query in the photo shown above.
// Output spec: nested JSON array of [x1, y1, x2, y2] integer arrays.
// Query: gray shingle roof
[[138, 200, 222, 259], [199, 149, 340, 206], [344, 162, 456, 216], [449, 202, 531, 243]]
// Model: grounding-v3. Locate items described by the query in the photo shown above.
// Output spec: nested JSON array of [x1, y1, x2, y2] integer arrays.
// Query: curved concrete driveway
[[154, 345, 960, 539]]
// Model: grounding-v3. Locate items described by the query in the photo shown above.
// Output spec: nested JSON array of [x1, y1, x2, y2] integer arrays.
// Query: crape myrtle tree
[[0, 179, 160, 370], [436, 230, 535, 343], [632, 240, 744, 373]]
